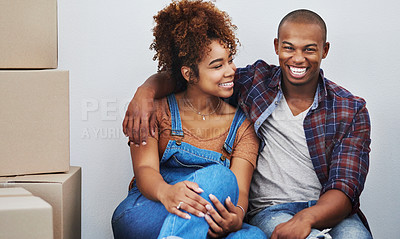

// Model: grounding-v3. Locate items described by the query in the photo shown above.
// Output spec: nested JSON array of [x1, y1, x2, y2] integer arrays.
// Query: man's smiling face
[[274, 21, 330, 88]]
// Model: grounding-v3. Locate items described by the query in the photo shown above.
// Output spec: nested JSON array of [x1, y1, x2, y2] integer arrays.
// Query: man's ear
[[181, 66, 191, 82], [322, 42, 330, 59], [274, 38, 279, 55]]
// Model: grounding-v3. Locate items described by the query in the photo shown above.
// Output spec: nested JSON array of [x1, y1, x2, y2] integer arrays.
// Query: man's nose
[[292, 50, 305, 63]]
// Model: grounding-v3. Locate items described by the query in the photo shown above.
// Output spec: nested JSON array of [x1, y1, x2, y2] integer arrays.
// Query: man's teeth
[[219, 82, 233, 87], [290, 66, 307, 75]]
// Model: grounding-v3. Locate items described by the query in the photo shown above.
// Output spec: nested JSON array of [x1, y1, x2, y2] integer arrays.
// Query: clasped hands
[[159, 180, 243, 238]]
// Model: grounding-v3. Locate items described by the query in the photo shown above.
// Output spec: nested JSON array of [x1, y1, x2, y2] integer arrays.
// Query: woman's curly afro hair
[[150, 0, 238, 89]]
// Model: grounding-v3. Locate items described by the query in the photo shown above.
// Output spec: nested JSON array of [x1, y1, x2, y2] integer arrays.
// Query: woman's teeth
[[219, 82, 233, 87]]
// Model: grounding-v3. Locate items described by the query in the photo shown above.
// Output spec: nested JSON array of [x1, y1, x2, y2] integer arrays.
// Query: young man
[[123, 9, 372, 239]]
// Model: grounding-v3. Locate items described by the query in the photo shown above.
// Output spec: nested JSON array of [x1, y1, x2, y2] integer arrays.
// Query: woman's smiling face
[[187, 40, 236, 99]]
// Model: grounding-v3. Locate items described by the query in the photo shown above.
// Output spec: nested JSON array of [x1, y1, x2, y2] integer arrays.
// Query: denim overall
[[112, 94, 266, 239]]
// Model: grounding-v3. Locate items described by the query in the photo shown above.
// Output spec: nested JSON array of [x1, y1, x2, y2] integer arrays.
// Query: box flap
[[0, 187, 32, 197], [0, 196, 52, 210], [0, 166, 80, 184]]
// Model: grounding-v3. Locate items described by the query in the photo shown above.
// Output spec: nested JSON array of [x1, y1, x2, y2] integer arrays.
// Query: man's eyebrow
[[305, 43, 318, 48], [282, 41, 293, 45], [282, 41, 318, 48]]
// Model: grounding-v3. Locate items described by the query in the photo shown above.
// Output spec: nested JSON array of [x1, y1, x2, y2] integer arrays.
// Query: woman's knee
[[193, 165, 239, 203], [112, 193, 169, 238]]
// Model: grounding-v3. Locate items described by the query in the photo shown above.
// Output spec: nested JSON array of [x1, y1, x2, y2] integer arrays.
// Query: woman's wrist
[[237, 205, 245, 215], [236, 205, 246, 220], [155, 182, 171, 203]]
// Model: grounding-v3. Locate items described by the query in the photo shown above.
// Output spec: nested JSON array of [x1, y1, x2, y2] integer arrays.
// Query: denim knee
[[192, 165, 239, 204], [329, 213, 372, 239], [112, 189, 169, 239], [225, 223, 267, 239]]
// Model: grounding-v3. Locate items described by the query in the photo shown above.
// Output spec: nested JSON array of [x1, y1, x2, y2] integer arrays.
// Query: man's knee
[[327, 214, 372, 239], [249, 208, 294, 237]]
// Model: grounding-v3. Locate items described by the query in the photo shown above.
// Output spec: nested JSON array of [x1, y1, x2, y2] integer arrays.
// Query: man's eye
[[284, 46, 294, 50], [213, 65, 222, 69], [305, 48, 316, 52]]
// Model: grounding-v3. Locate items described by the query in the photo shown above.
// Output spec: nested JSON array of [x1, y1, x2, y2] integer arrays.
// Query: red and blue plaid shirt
[[229, 59, 371, 224]]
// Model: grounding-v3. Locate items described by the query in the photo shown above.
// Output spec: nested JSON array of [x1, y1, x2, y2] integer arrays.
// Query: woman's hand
[[158, 181, 209, 220], [205, 194, 244, 238]]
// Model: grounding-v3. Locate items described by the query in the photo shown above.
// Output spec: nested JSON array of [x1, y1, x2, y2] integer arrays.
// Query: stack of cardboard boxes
[[0, 1, 81, 238]]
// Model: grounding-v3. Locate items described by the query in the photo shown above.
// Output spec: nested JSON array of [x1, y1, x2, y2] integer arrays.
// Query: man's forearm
[[298, 189, 352, 229], [139, 71, 176, 99]]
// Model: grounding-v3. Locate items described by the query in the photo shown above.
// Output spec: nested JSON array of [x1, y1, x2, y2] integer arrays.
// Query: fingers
[[122, 112, 129, 136], [208, 194, 230, 219], [203, 194, 228, 236], [167, 181, 208, 218], [183, 181, 204, 194], [224, 196, 238, 213], [182, 181, 209, 211], [207, 228, 221, 238], [149, 112, 156, 137], [170, 204, 191, 220], [131, 114, 140, 146], [177, 199, 206, 218], [204, 212, 225, 237], [127, 117, 134, 142], [127, 112, 154, 146], [139, 115, 149, 146]]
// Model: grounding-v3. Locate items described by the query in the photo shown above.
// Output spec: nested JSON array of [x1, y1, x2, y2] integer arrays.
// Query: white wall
[[57, 0, 400, 238]]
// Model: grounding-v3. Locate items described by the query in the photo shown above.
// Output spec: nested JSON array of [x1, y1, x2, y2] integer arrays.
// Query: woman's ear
[[181, 66, 191, 82]]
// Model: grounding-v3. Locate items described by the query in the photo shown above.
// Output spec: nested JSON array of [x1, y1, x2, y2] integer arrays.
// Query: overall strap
[[167, 94, 184, 137], [223, 108, 246, 155]]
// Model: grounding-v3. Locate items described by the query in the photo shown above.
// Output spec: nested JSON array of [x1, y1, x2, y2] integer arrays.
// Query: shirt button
[[176, 140, 181, 146], [220, 155, 226, 161], [275, 101, 279, 105]]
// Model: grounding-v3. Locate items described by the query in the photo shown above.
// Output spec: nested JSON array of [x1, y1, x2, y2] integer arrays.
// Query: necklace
[[183, 94, 222, 120]]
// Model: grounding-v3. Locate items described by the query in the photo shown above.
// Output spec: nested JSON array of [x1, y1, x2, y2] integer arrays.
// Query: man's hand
[[270, 211, 313, 239], [122, 85, 156, 146], [271, 190, 352, 239]]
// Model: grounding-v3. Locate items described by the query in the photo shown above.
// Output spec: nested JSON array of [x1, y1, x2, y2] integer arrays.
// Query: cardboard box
[[0, 0, 58, 69], [0, 166, 82, 239], [0, 187, 32, 197], [0, 70, 69, 176], [0, 187, 53, 239]]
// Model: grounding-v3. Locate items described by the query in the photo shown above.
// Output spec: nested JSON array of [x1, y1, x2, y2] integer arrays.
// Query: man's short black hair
[[278, 9, 327, 43]]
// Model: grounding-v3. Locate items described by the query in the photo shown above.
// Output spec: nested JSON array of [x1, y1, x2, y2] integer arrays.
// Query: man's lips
[[289, 66, 307, 78]]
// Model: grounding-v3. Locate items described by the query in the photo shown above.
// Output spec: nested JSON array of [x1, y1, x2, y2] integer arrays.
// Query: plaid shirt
[[229, 60, 371, 224]]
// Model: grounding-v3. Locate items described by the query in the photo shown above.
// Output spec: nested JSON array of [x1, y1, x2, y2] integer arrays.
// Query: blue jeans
[[112, 165, 266, 239], [249, 201, 372, 239], [112, 95, 265, 238]]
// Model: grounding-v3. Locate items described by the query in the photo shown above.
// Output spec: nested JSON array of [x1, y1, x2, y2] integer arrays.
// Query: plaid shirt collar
[[270, 67, 328, 106]]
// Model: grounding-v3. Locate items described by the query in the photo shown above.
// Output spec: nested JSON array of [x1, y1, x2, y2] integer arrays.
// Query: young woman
[[112, 1, 265, 238]]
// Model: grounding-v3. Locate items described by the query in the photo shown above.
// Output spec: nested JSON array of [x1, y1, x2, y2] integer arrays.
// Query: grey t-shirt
[[248, 96, 321, 218]]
